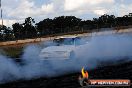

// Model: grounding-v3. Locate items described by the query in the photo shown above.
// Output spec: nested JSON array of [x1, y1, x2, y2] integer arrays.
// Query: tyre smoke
[[0, 33, 132, 83]]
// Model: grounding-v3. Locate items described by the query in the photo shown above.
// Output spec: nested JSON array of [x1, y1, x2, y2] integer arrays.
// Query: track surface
[[0, 60, 132, 88]]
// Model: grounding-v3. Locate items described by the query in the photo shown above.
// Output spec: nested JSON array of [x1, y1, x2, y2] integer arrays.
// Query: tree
[[12, 23, 23, 39], [23, 17, 37, 38], [4, 27, 14, 40], [0, 25, 13, 41], [36, 18, 53, 36], [53, 16, 81, 33]]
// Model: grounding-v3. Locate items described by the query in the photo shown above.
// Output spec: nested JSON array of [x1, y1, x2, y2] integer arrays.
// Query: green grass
[[0, 46, 24, 58]]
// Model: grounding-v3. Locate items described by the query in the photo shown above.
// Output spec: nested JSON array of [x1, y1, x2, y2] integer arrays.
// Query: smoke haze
[[0, 33, 132, 83]]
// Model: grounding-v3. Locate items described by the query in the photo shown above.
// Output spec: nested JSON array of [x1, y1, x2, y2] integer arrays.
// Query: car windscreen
[[53, 37, 81, 45]]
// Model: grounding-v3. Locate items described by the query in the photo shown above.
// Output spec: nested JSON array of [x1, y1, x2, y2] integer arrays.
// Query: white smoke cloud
[[0, 33, 132, 83]]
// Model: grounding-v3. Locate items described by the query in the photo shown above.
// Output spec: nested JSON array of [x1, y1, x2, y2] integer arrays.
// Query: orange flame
[[81, 67, 89, 78]]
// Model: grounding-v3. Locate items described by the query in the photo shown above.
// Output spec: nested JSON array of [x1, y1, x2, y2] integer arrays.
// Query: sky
[[0, 0, 132, 27]]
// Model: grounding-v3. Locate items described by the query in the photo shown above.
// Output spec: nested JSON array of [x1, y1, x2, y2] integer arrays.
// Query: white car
[[39, 36, 80, 60]]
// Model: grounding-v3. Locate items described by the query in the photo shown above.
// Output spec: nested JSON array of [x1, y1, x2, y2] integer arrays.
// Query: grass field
[[0, 45, 24, 58]]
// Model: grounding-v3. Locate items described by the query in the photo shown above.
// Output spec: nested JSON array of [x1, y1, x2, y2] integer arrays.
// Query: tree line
[[0, 13, 132, 41]]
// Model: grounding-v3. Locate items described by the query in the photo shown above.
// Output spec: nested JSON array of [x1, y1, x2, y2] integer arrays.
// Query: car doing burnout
[[39, 36, 81, 60]]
